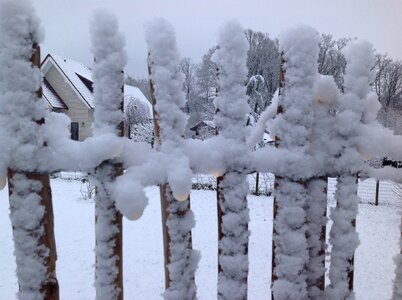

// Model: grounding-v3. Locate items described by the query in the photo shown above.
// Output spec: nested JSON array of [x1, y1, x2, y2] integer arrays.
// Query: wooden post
[[255, 172, 260, 195], [8, 44, 59, 300], [148, 55, 194, 290], [94, 75, 124, 300], [148, 60, 170, 287], [348, 175, 359, 292], [375, 179, 380, 206], [271, 53, 285, 300]]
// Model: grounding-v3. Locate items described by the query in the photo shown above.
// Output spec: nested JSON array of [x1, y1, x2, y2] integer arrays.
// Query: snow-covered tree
[[0, 0, 59, 298], [245, 29, 280, 103], [90, 10, 126, 300], [246, 74, 268, 124], [318, 34, 350, 91], [124, 95, 153, 143], [196, 47, 218, 101], [212, 21, 251, 300], [179, 57, 197, 109], [146, 18, 199, 300]]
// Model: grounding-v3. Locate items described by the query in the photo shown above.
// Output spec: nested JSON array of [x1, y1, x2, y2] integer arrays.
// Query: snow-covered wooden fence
[[4, 1, 402, 300]]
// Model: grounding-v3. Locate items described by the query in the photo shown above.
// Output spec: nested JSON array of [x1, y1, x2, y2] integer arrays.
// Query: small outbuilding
[[189, 120, 216, 140]]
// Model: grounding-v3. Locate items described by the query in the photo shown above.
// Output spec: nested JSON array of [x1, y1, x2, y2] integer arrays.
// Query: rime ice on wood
[[8, 174, 47, 300], [0, 0, 60, 299], [305, 74, 338, 299], [146, 18, 199, 300], [0, 0, 45, 173], [326, 41, 375, 300], [271, 26, 319, 300], [90, 11, 126, 300], [90, 10, 126, 136], [146, 18, 188, 148], [212, 21, 250, 300], [393, 218, 402, 300]]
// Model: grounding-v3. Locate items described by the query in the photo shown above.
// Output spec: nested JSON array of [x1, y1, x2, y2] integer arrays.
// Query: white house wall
[[45, 66, 93, 141]]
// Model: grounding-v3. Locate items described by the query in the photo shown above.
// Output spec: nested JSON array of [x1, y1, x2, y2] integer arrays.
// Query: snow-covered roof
[[42, 54, 94, 108], [42, 78, 67, 109], [41, 54, 151, 112], [124, 84, 153, 114], [190, 120, 216, 130], [204, 120, 215, 128]]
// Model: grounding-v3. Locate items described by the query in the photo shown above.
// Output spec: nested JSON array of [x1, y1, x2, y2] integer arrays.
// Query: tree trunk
[[8, 44, 59, 300]]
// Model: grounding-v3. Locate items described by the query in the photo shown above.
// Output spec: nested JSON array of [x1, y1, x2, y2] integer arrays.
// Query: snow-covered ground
[[0, 176, 400, 299]]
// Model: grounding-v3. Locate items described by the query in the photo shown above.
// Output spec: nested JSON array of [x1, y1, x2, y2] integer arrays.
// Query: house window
[[71, 122, 79, 141]]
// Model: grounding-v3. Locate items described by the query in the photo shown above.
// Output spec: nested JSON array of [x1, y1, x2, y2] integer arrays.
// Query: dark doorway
[[71, 122, 79, 141]]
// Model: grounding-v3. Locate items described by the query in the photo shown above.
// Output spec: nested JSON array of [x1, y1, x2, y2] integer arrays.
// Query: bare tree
[[195, 47, 218, 101], [179, 57, 197, 110], [374, 54, 402, 110], [318, 34, 350, 91], [245, 29, 280, 107]]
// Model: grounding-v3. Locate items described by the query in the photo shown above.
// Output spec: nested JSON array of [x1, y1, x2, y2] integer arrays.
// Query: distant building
[[189, 120, 216, 140], [41, 54, 151, 141]]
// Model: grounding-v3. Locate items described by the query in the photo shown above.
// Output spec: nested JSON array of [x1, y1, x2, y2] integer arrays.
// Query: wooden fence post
[[8, 44, 59, 300], [375, 179, 380, 206], [271, 53, 285, 300], [93, 76, 124, 300], [148, 55, 195, 292]]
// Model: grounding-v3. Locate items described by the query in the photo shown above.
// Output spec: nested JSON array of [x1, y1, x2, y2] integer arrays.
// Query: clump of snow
[[90, 10, 127, 136], [146, 18, 188, 147], [8, 173, 47, 300], [247, 90, 278, 149], [0, 0, 46, 173], [393, 218, 402, 299]]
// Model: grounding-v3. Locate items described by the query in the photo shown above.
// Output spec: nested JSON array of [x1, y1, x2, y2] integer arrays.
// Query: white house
[[41, 54, 152, 141]]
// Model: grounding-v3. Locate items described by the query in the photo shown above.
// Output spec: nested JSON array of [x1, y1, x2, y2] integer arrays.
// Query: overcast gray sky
[[33, 0, 402, 77]]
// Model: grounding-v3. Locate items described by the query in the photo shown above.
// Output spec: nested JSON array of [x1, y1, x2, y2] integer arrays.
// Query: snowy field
[[0, 175, 400, 299]]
